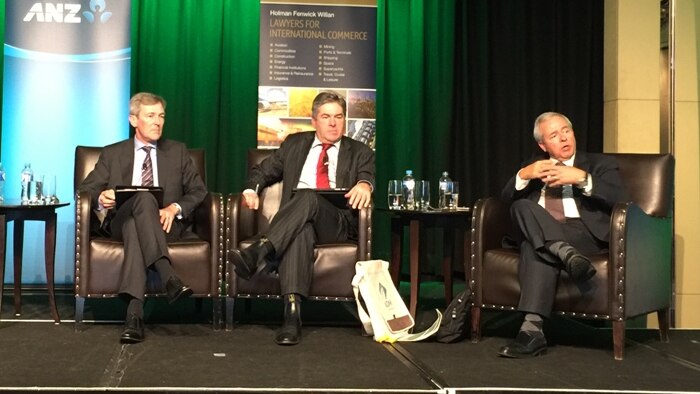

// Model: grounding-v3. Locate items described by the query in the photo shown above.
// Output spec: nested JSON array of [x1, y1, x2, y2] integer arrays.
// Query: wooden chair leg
[[657, 308, 670, 343], [225, 297, 235, 331], [470, 306, 482, 343], [74, 296, 85, 332], [612, 320, 625, 360]]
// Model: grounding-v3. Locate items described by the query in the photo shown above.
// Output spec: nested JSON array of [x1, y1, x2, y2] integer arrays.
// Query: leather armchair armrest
[[193, 192, 224, 297], [357, 204, 372, 261], [608, 201, 673, 320], [193, 192, 222, 243], [471, 197, 511, 257], [75, 190, 93, 297], [470, 197, 511, 300]]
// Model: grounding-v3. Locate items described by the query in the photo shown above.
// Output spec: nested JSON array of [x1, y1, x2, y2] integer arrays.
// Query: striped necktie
[[544, 161, 566, 222], [141, 146, 154, 187]]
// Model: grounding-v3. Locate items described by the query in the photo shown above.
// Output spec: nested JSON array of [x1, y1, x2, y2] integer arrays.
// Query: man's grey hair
[[311, 91, 346, 118], [533, 112, 572, 142], [129, 92, 167, 116]]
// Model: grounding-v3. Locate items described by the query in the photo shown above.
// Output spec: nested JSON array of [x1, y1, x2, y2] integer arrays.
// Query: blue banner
[[2, 0, 131, 285]]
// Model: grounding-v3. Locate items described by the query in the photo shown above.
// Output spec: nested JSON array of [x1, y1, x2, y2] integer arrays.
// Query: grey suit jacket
[[501, 151, 628, 242], [78, 138, 207, 226], [245, 131, 375, 211]]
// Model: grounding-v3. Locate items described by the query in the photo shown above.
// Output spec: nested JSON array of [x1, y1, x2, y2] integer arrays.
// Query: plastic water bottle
[[438, 171, 452, 209], [20, 163, 33, 204], [0, 162, 5, 203], [402, 170, 416, 210]]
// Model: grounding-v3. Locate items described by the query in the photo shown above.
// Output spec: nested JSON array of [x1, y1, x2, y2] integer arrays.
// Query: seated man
[[229, 91, 375, 346], [498, 111, 628, 358], [78, 92, 207, 343]]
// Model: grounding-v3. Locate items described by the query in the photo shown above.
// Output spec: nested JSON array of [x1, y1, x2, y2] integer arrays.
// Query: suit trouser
[[510, 199, 606, 317], [109, 192, 184, 300], [264, 189, 353, 298]]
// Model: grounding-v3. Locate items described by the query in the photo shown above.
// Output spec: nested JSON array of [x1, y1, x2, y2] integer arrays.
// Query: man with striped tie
[[498, 112, 627, 358], [78, 92, 207, 344]]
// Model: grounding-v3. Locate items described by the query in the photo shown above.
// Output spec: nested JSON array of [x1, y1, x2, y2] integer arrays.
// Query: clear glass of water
[[43, 175, 58, 204], [418, 180, 430, 210], [29, 175, 44, 205], [388, 180, 403, 210], [445, 181, 459, 210]]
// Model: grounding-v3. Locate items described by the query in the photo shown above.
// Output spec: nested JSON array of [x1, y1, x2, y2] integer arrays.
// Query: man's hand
[[242, 190, 260, 210], [159, 204, 180, 233], [519, 160, 587, 187], [345, 182, 372, 209], [98, 189, 116, 210]]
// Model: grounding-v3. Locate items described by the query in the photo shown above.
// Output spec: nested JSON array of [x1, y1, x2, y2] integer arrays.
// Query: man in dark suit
[[498, 112, 627, 358], [229, 91, 375, 345], [78, 92, 207, 343]]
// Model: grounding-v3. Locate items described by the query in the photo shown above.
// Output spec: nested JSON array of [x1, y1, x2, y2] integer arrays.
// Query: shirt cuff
[[515, 172, 529, 191], [173, 203, 183, 219], [357, 180, 374, 192]]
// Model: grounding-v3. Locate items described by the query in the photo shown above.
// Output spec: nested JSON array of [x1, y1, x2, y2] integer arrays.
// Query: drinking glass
[[387, 180, 403, 210], [418, 180, 430, 210], [29, 175, 44, 205], [445, 181, 459, 210], [43, 175, 58, 204]]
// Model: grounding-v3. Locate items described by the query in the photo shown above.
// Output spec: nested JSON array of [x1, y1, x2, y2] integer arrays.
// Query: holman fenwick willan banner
[[257, 0, 377, 150], [2, 0, 131, 285]]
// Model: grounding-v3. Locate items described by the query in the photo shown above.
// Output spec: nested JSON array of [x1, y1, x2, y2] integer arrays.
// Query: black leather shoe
[[120, 314, 145, 344], [229, 248, 259, 281], [498, 330, 547, 358], [275, 294, 302, 346], [550, 241, 596, 283], [229, 238, 273, 280], [165, 276, 193, 304], [562, 249, 596, 283]]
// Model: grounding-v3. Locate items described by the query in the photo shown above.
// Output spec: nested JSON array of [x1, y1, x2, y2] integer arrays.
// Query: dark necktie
[[141, 146, 154, 187], [316, 143, 333, 188], [544, 161, 565, 223]]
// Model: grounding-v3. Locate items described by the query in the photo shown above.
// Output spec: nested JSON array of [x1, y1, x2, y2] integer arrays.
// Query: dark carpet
[[1, 284, 700, 393]]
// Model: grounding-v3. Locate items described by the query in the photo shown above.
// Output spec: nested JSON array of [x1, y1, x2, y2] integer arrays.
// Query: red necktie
[[316, 143, 332, 188], [544, 161, 565, 222]]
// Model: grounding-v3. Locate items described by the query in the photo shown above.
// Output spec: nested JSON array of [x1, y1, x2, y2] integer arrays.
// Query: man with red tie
[[229, 92, 375, 345], [498, 112, 627, 358]]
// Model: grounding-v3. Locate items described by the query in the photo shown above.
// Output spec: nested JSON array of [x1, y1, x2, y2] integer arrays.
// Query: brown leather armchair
[[73, 146, 224, 328], [469, 153, 674, 360], [225, 149, 372, 330]]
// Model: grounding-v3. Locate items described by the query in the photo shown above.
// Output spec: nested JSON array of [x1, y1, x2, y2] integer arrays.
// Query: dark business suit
[[245, 132, 375, 297], [78, 138, 207, 299], [502, 151, 627, 316]]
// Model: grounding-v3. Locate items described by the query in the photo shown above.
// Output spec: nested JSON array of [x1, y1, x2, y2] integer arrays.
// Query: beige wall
[[605, 0, 700, 328], [672, 0, 700, 327]]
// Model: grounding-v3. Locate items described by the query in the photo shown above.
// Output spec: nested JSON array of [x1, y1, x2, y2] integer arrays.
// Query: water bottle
[[20, 163, 33, 204], [0, 162, 5, 203], [402, 170, 416, 210], [438, 171, 452, 209]]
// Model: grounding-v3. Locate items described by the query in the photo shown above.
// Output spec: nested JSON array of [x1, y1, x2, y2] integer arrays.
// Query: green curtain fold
[[131, 0, 259, 194]]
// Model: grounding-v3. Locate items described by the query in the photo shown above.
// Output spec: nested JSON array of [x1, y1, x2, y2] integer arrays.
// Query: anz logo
[[23, 0, 113, 24]]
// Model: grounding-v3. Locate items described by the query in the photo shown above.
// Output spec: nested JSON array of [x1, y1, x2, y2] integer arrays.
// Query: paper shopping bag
[[352, 259, 441, 343]]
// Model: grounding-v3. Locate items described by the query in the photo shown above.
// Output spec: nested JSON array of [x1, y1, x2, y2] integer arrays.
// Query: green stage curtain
[[131, 0, 260, 194]]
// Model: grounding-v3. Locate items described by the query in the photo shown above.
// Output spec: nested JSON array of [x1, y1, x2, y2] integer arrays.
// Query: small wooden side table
[[0, 200, 70, 323], [385, 208, 472, 320]]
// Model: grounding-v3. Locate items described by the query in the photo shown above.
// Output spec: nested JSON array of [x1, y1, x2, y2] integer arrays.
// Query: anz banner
[[2, 0, 131, 285]]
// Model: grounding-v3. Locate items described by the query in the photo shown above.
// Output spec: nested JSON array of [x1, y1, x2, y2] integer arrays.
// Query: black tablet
[[114, 185, 164, 209], [292, 188, 349, 208]]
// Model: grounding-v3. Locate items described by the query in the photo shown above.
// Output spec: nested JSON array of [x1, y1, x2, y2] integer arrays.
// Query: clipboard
[[292, 188, 349, 208], [115, 185, 164, 209]]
